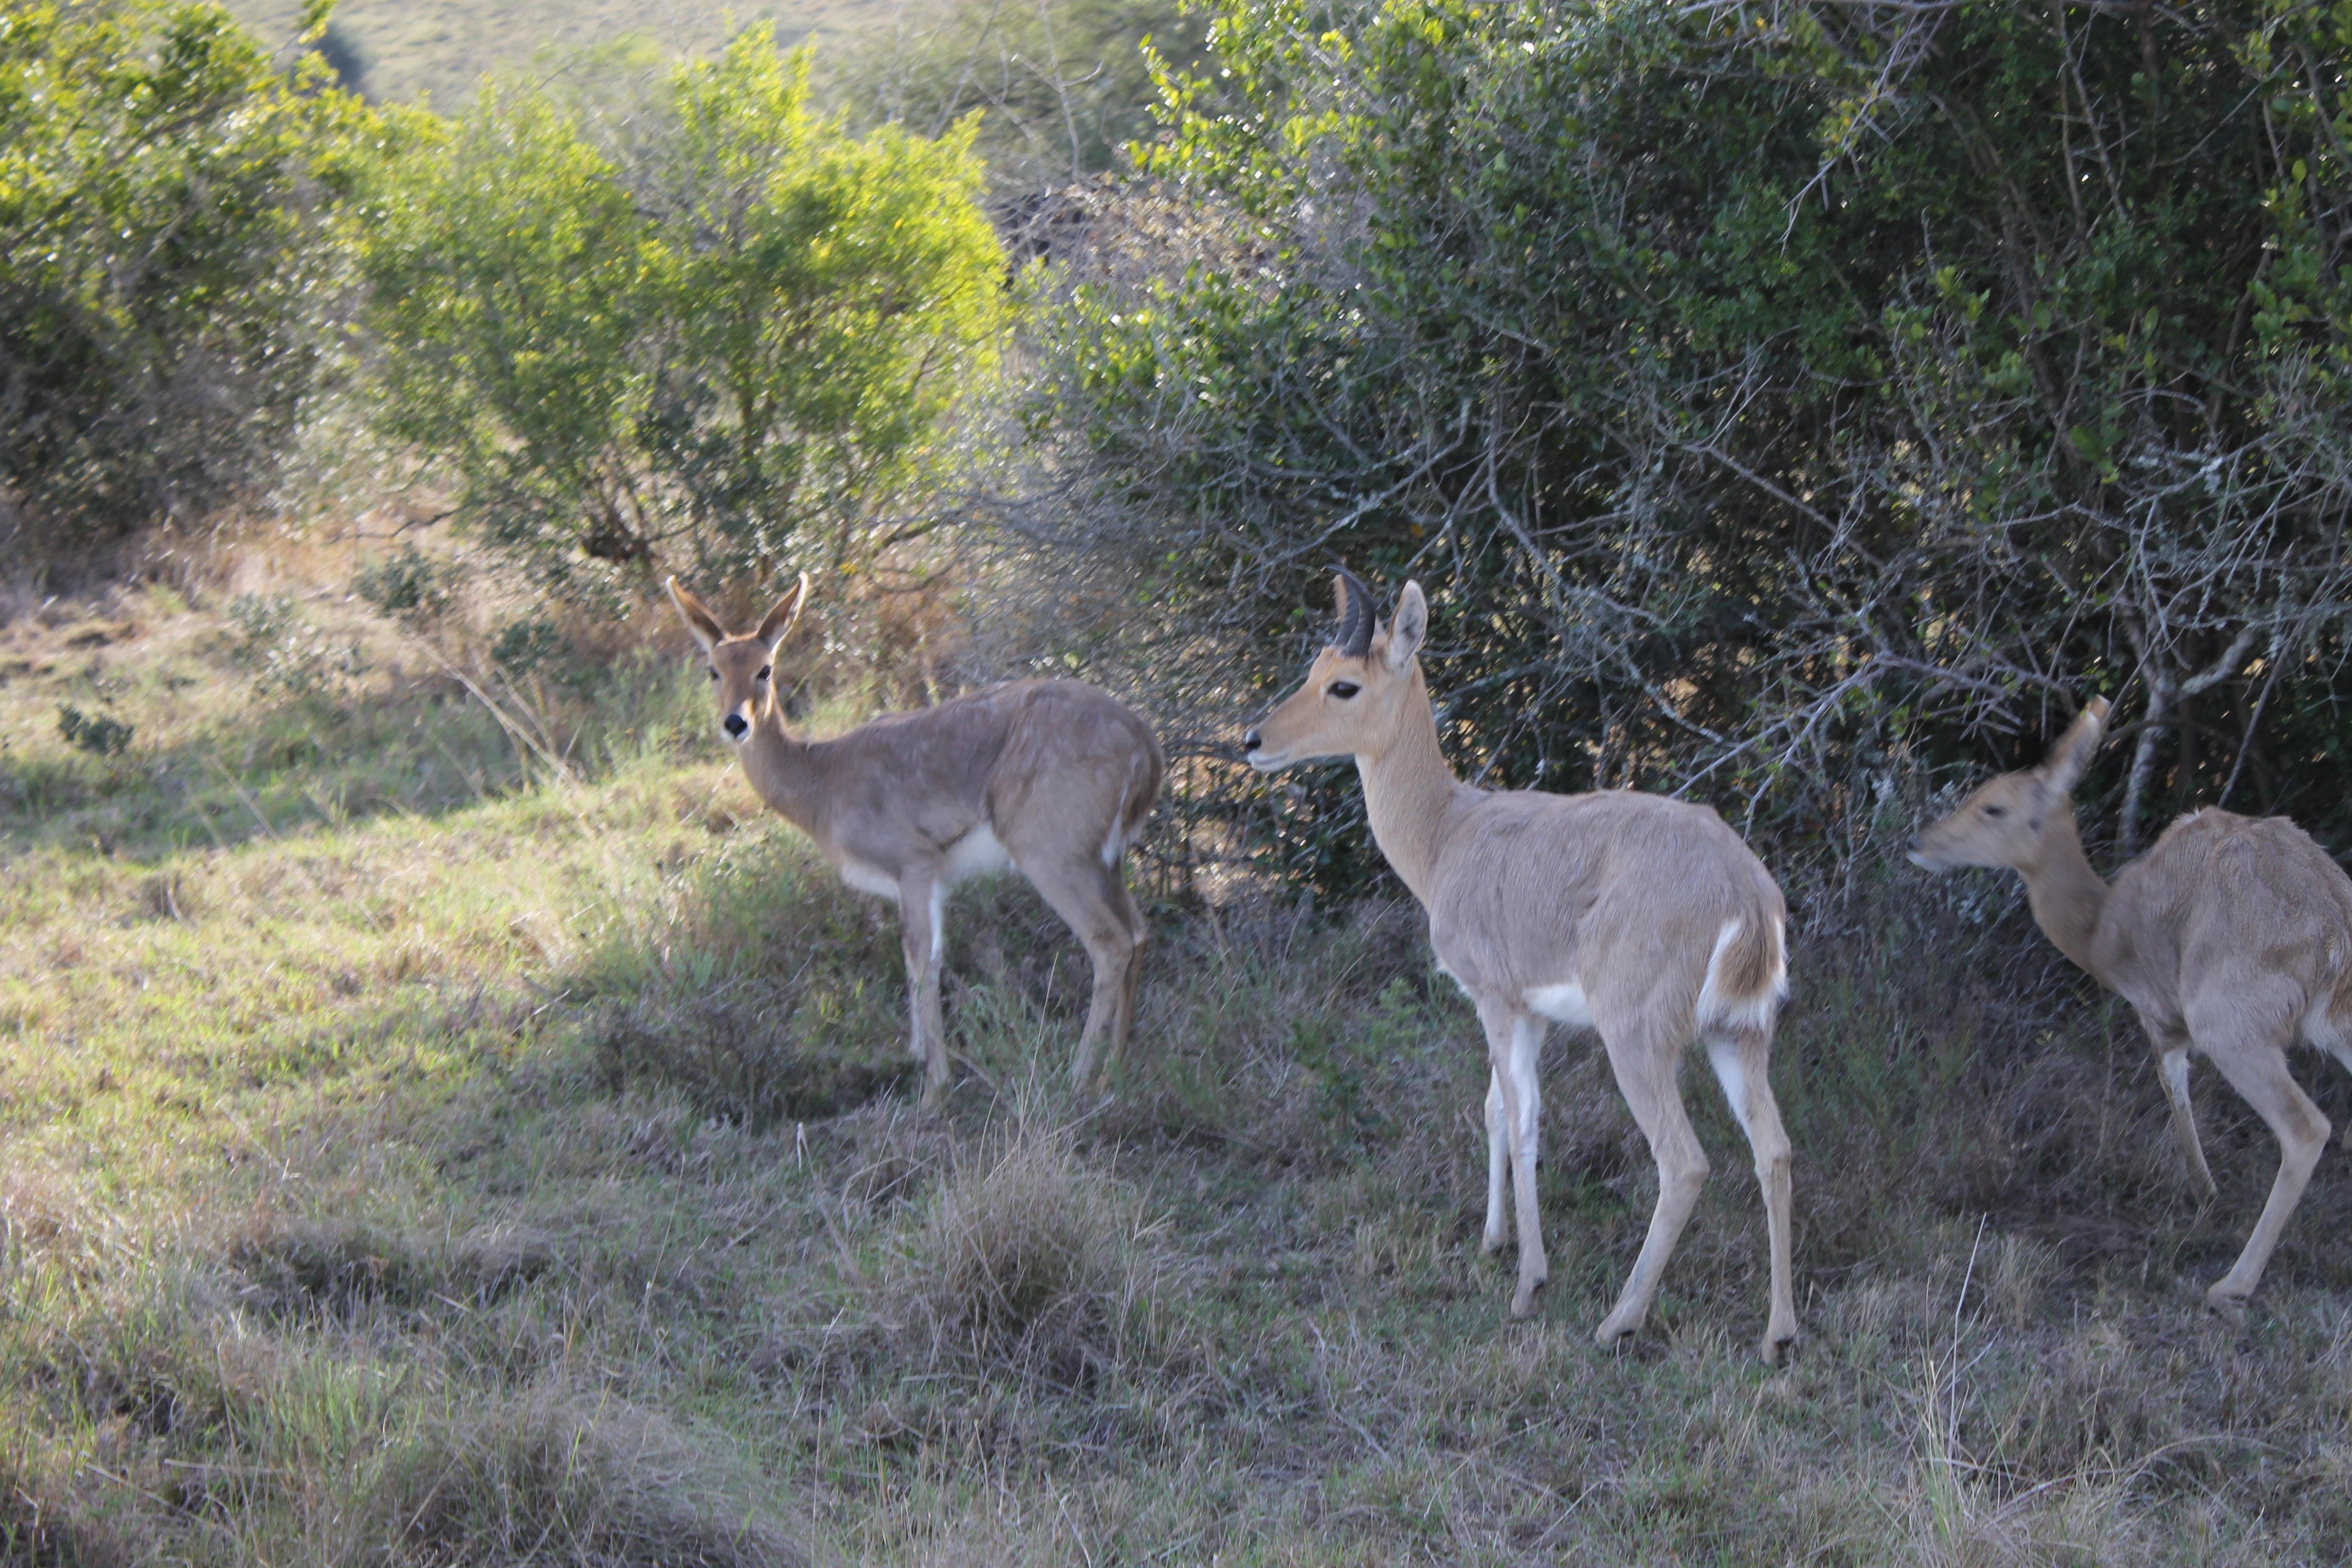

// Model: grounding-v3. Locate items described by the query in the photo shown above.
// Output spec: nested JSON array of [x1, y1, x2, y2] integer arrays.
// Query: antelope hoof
[[2202, 1280, 2252, 1322], [1758, 1327, 1797, 1366], [1480, 1229, 1507, 1256], [1509, 1280, 1543, 1319], [1593, 1306, 1645, 1347]]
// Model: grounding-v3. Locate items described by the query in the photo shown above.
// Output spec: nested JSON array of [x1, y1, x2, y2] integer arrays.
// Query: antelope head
[[1242, 568, 1428, 770], [1909, 697, 2109, 872], [665, 574, 809, 744]]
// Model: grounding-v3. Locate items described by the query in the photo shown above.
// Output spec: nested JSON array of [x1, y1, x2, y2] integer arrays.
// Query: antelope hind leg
[[1593, 1014, 1709, 1346], [1023, 857, 1135, 1095], [2189, 1000, 2328, 1308], [1706, 1029, 1798, 1363]]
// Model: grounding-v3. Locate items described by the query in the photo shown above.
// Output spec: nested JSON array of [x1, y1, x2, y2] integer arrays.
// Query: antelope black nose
[[1906, 834, 1921, 854], [723, 712, 748, 739], [1243, 728, 1261, 752]]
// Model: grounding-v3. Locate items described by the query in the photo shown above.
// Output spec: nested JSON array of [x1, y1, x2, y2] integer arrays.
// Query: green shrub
[[362, 27, 1007, 601], [0, 1, 382, 549], [1023, 0, 2352, 895], [352, 546, 461, 629], [56, 705, 132, 757], [226, 593, 367, 702]]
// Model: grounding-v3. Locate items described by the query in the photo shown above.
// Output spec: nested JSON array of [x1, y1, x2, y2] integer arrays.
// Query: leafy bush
[[57, 705, 133, 757], [352, 545, 461, 629], [0, 0, 379, 551], [1017, 0, 2352, 896], [362, 27, 1008, 602], [226, 592, 366, 701]]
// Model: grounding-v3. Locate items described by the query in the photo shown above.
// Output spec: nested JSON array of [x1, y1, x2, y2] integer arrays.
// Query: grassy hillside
[[4, 547, 2351, 1562], [220, 0, 891, 105]]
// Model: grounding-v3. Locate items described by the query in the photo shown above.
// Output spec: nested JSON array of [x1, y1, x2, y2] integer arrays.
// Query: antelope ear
[[666, 576, 726, 656], [2037, 696, 2110, 797], [755, 573, 809, 652], [1382, 580, 1428, 672]]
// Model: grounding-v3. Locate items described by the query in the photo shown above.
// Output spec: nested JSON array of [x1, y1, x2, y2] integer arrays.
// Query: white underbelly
[[944, 824, 1015, 882], [838, 859, 899, 898], [837, 825, 1015, 901], [1523, 980, 1593, 1028]]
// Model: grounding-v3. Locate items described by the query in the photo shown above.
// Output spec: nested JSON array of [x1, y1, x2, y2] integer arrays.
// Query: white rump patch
[[944, 824, 1015, 883], [1695, 917, 1787, 1032], [1523, 981, 1593, 1028], [839, 859, 899, 899]]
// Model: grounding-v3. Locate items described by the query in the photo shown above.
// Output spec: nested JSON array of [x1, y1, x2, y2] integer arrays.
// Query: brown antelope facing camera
[[666, 575, 1163, 1110], [1243, 570, 1798, 1360], [1911, 696, 2352, 1313]]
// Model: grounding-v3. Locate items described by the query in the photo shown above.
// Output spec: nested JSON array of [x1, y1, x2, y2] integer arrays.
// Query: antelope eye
[[707, 668, 718, 681], [1983, 804, 2007, 818], [756, 666, 771, 682], [1329, 681, 1360, 700]]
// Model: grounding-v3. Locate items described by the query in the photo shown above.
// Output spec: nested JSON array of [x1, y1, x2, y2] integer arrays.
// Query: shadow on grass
[[573, 827, 923, 1129]]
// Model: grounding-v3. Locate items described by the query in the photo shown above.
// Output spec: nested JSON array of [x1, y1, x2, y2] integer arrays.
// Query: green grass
[[4, 579, 2351, 1562], [219, 0, 905, 108]]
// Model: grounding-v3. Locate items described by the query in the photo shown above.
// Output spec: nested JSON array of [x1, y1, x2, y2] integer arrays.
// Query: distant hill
[[222, 0, 906, 106]]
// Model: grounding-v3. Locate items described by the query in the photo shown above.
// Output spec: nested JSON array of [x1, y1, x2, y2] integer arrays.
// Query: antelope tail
[[1695, 915, 1788, 1034]]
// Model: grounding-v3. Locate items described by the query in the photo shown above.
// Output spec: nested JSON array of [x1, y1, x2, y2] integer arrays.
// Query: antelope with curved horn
[[666, 575, 1163, 1109], [1243, 570, 1798, 1360], [1911, 696, 2352, 1310]]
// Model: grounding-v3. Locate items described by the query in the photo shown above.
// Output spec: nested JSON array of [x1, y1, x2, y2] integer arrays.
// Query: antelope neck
[[1354, 666, 1468, 903], [737, 703, 826, 831], [2018, 805, 2111, 979]]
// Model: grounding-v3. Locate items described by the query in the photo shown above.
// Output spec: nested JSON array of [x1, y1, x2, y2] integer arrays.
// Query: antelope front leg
[[899, 875, 950, 1110], [1477, 1001, 1547, 1317], [1482, 1066, 1509, 1254], [2149, 1026, 2217, 1198]]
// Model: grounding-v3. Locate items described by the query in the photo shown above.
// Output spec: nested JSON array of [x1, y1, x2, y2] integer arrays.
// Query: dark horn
[[1330, 565, 1375, 659]]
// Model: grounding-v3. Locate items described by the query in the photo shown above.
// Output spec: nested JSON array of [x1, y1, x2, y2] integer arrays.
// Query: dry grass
[[4, 567, 2352, 1562], [892, 1097, 1192, 1385], [354, 1381, 805, 1567]]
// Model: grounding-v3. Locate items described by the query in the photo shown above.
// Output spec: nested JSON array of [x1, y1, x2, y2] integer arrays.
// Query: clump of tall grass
[[893, 1102, 1189, 1386], [0, 1435, 139, 1567], [352, 1381, 804, 1568]]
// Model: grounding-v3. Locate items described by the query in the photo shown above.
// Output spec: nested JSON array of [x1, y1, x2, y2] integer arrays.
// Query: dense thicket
[[0, 0, 373, 556], [1018, 0, 2352, 897]]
